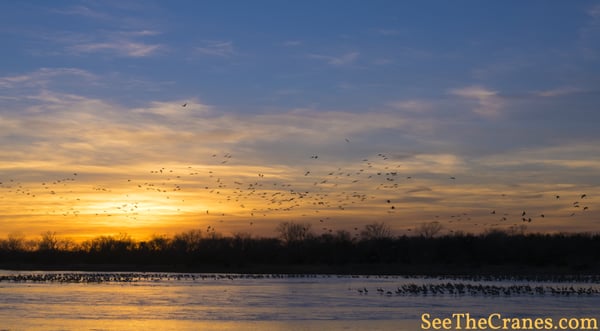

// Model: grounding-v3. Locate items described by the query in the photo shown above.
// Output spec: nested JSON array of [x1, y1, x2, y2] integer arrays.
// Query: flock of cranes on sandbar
[[0, 272, 598, 297]]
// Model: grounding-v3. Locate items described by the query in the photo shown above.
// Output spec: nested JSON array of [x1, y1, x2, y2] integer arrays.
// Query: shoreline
[[2, 263, 599, 277]]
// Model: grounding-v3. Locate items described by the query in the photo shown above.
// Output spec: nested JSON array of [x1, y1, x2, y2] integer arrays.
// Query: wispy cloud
[[118, 30, 162, 37], [0, 88, 416, 168], [387, 100, 433, 113], [476, 143, 600, 173], [308, 52, 359, 66], [0, 68, 97, 89], [535, 87, 584, 97], [132, 100, 211, 117], [449, 85, 503, 117], [43, 3, 165, 58], [195, 41, 235, 57], [69, 41, 163, 57], [588, 4, 600, 18], [51, 5, 111, 20], [578, 4, 600, 58]]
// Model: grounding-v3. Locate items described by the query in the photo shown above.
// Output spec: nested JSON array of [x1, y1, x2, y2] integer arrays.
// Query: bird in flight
[[182, 103, 187, 107]]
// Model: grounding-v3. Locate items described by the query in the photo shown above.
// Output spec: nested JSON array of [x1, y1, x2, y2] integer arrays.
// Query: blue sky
[[1, 1, 600, 239]]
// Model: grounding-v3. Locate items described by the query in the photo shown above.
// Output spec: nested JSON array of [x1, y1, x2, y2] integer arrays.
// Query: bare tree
[[38, 231, 59, 251], [172, 229, 204, 252], [147, 234, 171, 251], [507, 224, 527, 236], [276, 222, 313, 244], [360, 222, 392, 240], [3, 233, 26, 251], [415, 221, 443, 238]]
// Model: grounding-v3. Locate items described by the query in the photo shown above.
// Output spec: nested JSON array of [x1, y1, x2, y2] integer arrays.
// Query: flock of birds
[[0, 272, 598, 297], [0, 129, 596, 237], [354, 283, 600, 296]]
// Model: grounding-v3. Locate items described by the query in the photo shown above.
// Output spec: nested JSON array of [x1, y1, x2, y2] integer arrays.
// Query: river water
[[0, 271, 598, 330]]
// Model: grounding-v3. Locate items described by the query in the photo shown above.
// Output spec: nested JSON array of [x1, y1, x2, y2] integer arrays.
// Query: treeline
[[1, 222, 599, 274]]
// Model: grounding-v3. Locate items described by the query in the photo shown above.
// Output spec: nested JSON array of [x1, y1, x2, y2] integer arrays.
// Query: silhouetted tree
[[416, 221, 443, 238], [1, 226, 599, 274], [360, 222, 392, 240], [232, 232, 253, 251], [83, 233, 135, 254], [38, 231, 59, 251], [507, 224, 527, 236], [146, 234, 171, 252], [276, 222, 313, 244], [3, 233, 27, 251], [172, 229, 203, 253]]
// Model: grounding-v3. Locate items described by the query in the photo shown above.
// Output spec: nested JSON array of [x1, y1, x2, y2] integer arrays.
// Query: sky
[[1, 1, 600, 241]]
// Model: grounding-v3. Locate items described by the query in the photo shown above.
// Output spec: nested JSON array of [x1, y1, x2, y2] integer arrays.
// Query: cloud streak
[[195, 41, 235, 57], [0, 68, 97, 89], [535, 87, 585, 97], [308, 52, 359, 66], [449, 85, 503, 118], [69, 40, 163, 57]]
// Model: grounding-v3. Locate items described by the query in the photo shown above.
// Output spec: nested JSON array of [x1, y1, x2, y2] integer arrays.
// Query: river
[[0, 271, 598, 330]]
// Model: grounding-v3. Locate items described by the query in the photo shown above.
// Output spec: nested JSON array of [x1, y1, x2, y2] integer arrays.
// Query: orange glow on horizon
[[1, 155, 599, 243]]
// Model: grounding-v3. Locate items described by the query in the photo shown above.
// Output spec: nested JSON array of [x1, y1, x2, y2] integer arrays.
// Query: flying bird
[[181, 103, 187, 107]]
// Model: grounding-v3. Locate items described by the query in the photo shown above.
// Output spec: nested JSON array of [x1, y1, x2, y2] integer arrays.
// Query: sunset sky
[[1, 1, 599, 241]]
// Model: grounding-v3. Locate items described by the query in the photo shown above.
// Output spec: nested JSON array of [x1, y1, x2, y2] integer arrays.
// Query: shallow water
[[0, 271, 598, 330]]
